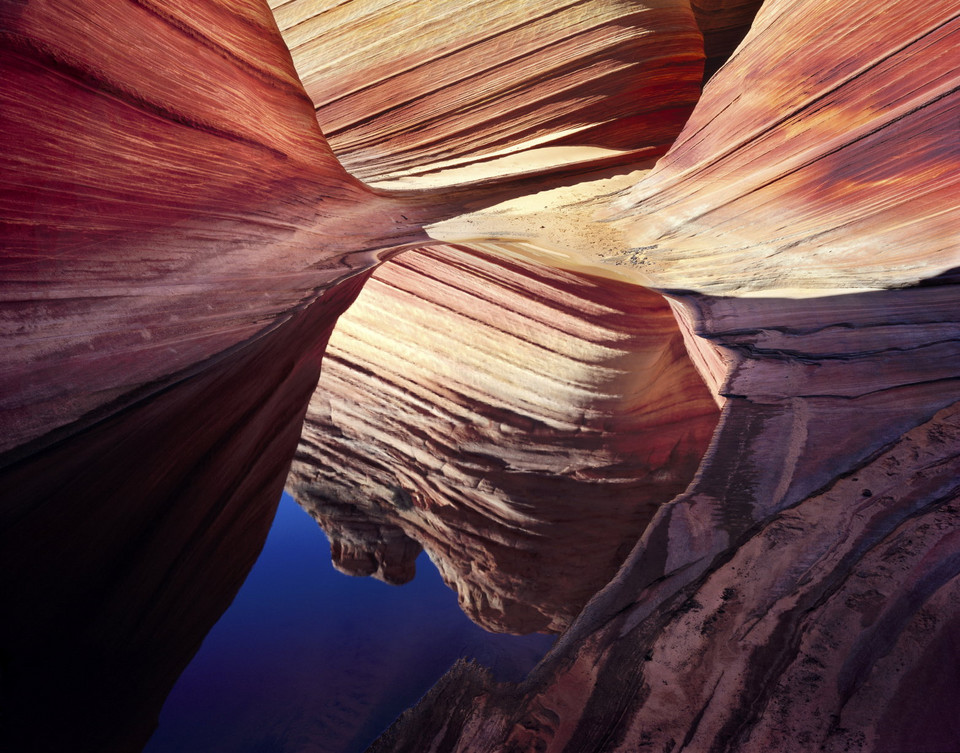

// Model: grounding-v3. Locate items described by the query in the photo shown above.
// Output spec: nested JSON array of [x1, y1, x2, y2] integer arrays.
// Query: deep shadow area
[[0, 274, 369, 753]]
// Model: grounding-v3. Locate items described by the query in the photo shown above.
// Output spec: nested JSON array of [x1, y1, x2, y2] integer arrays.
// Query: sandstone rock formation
[[0, 0, 427, 456], [359, 0, 960, 750], [1, 0, 958, 751], [607, 0, 960, 295], [269, 0, 706, 186], [0, 1, 401, 749], [288, 242, 718, 633], [0, 272, 370, 753], [372, 401, 960, 753]]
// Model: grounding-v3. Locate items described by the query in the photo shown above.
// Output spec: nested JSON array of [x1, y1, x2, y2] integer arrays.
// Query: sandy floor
[[423, 158, 662, 285]]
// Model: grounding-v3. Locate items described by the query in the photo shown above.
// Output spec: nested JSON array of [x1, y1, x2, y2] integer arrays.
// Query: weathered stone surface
[[288, 242, 719, 633], [372, 401, 960, 753], [0, 0, 427, 456], [358, 0, 960, 750], [606, 0, 960, 295], [2, 0, 959, 751], [270, 0, 705, 186]]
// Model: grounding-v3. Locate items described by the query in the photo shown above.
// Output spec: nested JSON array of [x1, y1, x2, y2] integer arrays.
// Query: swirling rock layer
[[361, 0, 960, 748], [610, 0, 960, 294], [2, 0, 958, 750], [372, 400, 960, 753], [270, 0, 705, 185], [0, 0, 424, 455], [288, 242, 719, 633]]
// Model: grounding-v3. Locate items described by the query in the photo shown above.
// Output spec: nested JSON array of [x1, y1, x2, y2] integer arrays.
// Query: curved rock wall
[[288, 242, 719, 633], [609, 0, 960, 294], [2, 0, 958, 750], [270, 0, 706, 185], [0, 273, 371, 753], [360, 0, 960, 750], [0, 0, 425, 455]]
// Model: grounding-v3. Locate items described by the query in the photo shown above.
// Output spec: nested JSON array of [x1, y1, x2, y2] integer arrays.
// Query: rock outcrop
[[0, 1, 400, 749], [0, 0, 427, 456], [269, 0, 706, 186], [288, 242, 719, 633], [2, 0, 958, 751], [607, 0, 960, 295], [360, 0, 960, 750]]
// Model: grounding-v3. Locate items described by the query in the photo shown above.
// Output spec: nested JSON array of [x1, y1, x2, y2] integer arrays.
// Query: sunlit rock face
[[608, 0, 960, 295], [0, 0, 425, 456], [269, 0, 706, 186], [366, 0, 960, 750], [288, 243, 719, 633]]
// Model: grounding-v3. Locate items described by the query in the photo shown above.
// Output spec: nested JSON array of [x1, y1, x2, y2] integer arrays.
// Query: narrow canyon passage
[[2, 0, 959, 751]]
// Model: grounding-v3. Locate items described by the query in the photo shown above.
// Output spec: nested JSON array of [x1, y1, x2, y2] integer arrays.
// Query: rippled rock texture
[[609, 0, 960, 295], [288, 243, 719, 633], [0, 0, 426, 456], [360, 0, 960, 750], [2, 0, 959, 751], [269, 0, 706, 186], [1, 1, 394, 749]]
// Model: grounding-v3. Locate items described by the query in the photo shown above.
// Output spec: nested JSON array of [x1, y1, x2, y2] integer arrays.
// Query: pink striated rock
[[0, 0, 427, 455], [288, 242, 719, 633], [607, 0, 960, 296], [1, 0, 958, 750], [270, 0, 706, 186]]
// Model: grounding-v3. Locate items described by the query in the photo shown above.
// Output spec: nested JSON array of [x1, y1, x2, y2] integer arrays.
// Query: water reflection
[[0, 280, 368, 753], [146, 493, 554, 753]]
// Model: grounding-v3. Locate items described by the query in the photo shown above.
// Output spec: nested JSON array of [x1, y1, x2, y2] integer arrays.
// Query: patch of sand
[[425, 164, 662, 285]]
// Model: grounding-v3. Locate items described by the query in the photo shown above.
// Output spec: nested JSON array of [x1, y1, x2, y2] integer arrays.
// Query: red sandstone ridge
[[287, 243, 718, 633], [269, 0, 707, 187], [0, 0, 429, 456], [0, 2, 414, 749], [1, 0, 958, 751]]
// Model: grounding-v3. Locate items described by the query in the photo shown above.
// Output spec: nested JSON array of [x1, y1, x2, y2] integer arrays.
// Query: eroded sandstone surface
[[287, 243, 718, 633], [1, 0, 958, 751]]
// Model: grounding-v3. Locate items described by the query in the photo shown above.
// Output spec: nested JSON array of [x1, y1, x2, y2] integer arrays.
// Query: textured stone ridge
[[288, 242, 719, 633], [357, 0, 960, 748], [370, 400, 960, 753], [608, 0, 960, 295], [269, 0, 705, 185]]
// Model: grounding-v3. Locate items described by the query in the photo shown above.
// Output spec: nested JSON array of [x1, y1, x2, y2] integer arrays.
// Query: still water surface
[[145, 492, 554, 753]]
